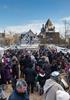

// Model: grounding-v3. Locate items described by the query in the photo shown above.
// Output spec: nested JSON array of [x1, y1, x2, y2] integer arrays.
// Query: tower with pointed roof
[[45, 19, 55, 32], [39, 19, 60, 44]]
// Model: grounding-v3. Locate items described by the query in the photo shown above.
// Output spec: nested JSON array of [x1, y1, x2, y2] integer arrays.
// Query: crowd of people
[[0, 47, 70, 100]]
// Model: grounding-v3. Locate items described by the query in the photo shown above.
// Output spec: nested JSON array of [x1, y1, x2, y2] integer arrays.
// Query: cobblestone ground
[[5, 84, 43, 100]]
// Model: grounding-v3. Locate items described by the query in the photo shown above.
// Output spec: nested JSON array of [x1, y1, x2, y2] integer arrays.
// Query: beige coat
[[43, 79, 64, 100]]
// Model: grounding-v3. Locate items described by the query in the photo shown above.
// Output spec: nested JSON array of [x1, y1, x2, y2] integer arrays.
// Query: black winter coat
[[24, 67, 36, 83]]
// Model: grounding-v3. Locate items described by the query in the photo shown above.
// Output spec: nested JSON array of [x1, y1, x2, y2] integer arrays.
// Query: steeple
[[45, 19, 53, 28], [45, 19, 55, 32]]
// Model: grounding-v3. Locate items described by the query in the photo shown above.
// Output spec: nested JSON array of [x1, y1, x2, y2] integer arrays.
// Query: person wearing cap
[[43, 71, 64, 100], [8, 79, 29, 100]]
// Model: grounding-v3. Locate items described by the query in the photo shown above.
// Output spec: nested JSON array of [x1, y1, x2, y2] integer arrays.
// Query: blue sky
[[0, 0, 70, 33]]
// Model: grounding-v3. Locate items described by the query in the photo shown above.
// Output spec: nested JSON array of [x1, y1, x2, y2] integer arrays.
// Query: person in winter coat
[[0, 62, 3, 85], [11, 59, 19, 89], [43, 71, 64, 100], [43, 63, 51, 79], [22, 55, 32, 70], [1, 64, 11, 84], [11, 59, 19, 79], [19, 55, 25, 77], [5, 65, 11, 83], [36, 68, 46, 95], [51, 60, 58, 72], [8, 79, 29, 100], [24, 66, 37, 94]]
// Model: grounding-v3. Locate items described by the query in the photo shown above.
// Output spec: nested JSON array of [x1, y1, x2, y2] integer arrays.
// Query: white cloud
[[55, 23, 65, 36], [5, 23, 65, 37], [61, 16, 70, 21], [0, 22, 64, 35], [0, 28, 5, 33], [5, 22, 43, 34], [0, 17, 70, 37]]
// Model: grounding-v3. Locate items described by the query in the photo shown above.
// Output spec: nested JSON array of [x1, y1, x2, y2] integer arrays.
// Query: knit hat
[[51, 71, 60, 82], [16, 80, 27, 89], [51, 71, 60, 77]]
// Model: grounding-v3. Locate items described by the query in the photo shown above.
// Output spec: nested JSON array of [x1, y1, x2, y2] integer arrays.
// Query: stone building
[[20, 29, 39, 44], [39, 19, 60, 44]]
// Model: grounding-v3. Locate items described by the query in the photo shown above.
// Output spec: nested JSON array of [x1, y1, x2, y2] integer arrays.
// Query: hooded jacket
[[43, 79, 64, 100], [8, 90, 29, 100]]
